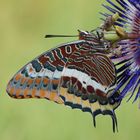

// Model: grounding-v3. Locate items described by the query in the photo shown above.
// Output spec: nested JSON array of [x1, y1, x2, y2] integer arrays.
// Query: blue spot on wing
[[31, 60, 42, 72], [56, 65, 64, 71], [43, 62, 56, 72]]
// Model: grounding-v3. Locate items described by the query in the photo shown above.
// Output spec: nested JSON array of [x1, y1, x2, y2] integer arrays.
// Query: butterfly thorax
[[78, 29, 112, 54]]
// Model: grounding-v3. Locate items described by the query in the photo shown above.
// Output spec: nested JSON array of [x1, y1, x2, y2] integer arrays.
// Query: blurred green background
[[0, 0, 140, 140]]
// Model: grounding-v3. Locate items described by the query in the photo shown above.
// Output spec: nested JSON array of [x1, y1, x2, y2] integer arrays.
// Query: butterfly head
[[78, 30, 90, 40], [78, 29, 103, 42]]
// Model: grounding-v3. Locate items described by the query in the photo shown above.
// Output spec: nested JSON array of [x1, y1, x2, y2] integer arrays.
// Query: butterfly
[[6, 18, 122, 132], [6, 0, 140, 132]]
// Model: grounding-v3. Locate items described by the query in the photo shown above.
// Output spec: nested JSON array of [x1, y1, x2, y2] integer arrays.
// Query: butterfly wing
[[59, 44, 120, 132], [6, 40, 120, 132], [6, 41, 84, 103]]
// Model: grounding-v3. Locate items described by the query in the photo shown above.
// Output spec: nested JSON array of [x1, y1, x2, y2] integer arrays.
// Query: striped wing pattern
[[7, 41, 83, 102], [7, 41, 120, 132], [60, 44, 120, 131]]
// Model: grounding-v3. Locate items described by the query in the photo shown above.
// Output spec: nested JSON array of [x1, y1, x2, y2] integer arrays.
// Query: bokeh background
[[0, 0, 140, 140]]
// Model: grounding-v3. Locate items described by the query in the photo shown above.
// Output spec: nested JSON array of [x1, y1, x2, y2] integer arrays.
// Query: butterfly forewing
[[6, 41, 84, 103]]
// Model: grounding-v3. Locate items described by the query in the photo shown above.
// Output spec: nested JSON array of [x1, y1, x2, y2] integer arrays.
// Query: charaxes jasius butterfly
[[6, 0, 140, 132]]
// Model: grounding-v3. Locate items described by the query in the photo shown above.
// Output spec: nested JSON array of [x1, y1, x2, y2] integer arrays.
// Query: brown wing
[[6, 41, 120, 132], [6, 41, 84, 103], [59, 44, 120, 132]]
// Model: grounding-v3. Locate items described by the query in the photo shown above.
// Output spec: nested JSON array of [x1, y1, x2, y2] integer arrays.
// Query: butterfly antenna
[[45, 34, 78, 38]]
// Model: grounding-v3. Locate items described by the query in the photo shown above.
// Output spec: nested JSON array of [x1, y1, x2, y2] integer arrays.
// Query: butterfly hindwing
[[59, 44, 120, 131]]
